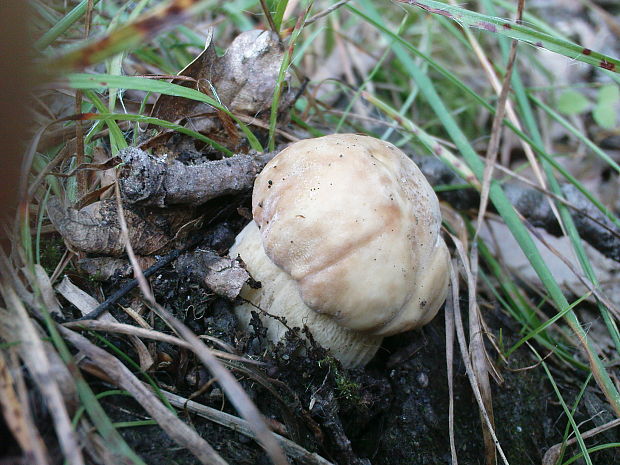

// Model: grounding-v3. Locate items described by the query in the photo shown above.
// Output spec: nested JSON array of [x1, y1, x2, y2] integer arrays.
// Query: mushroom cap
[[252, 134, 449, 337]]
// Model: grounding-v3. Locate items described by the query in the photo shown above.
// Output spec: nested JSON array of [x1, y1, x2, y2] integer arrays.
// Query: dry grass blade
[[474, 29, 519, 237], [0, 349, 49, 465], [59, 326, 229, 465], [161, 389, 335, 465], [32, 265, 63, 316], [459, 238, 498, 465], [519, 219, 620, 321], [466, 256, 497, 465], [542, 418, 620, 465], [47, 0, 214, 72], [62, 319, 263, 365], [56, 277, 154, 371], [447, 240, 510, 465], [0, 286, 84, 465], [445, 274, 458, 465], [112, 179, 289, 465]]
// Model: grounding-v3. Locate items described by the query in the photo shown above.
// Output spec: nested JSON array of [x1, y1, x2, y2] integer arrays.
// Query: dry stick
[[63, 319, 263, 365], [493, 163, 615, 235], [118, 147, 276, 207], [520, 218, 620, 321], [75, 237, 198, 321], [161, 389, 336, 465], [448, 239, 511, 465], [445, 277, 458, 465], [111, 146, 620, 261], [413, 155, 620, 262], [112, 179, 290, 465], [59, 326, 229, 465], [259, 0, 280, 37], [469, 12, 521, 465], [304, 0, 351, 26]]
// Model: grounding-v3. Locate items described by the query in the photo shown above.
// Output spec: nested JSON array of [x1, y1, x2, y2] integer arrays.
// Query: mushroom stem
[[231, 221, 383, 368]]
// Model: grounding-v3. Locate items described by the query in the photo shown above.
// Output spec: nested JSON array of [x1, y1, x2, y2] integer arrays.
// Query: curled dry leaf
[[151, 29, 294, 138], [47, 197, 195, 256]]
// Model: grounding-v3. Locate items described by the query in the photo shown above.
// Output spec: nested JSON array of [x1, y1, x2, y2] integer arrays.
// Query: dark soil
[[76, 267, 619, 465]]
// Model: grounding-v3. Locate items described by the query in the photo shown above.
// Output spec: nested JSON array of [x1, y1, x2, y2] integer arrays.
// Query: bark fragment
[[175, 248, 249, 301], [118, 146, 276, 207], [151, 29, 294, 139]]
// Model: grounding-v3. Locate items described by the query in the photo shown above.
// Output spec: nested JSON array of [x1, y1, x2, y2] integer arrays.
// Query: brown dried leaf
[[151, 29, 292, 131], [47, 197, 195, 256]]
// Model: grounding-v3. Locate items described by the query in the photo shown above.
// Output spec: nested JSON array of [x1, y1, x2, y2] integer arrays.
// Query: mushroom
[[230, 134, 450, 368]]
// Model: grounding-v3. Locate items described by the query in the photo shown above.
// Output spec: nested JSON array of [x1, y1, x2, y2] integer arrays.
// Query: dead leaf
[[151, 29, 293, 139], [47, 197, 195, 256]]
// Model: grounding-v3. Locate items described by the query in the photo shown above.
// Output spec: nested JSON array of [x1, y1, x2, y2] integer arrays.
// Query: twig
[[542, 418, 620, 465], [118, 147, 277, 207], [75, 237, 197, 321], [304, 0, 351, 26], [161, 389, 335, 465], [63, 319, 263, 365]]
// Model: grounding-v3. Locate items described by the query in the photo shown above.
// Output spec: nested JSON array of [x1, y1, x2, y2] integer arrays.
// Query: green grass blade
[[272, 0, 290, 32], [81, 113, 233, 156], [268, 4, 312, 151], [35, 0, 103, 50], [484, 0, 620, 355], [530, 95, 620, 174], [67, 73, 263, 151], [534, 346, 593, 465], [399, 0, 619, 73], [82, 90, 128, 154], [47, 0, 216, 71], [347, 4, 620, 228], [507, 292, 591, 356], [563, 444, 620, 465]]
